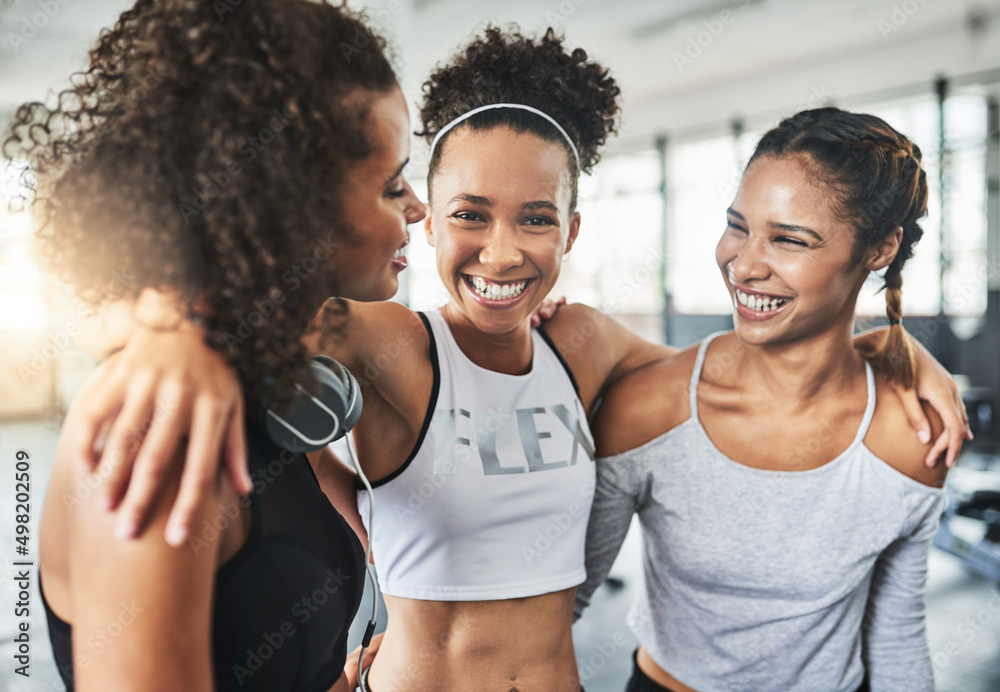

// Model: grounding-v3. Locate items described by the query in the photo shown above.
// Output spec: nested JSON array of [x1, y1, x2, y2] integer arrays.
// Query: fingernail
[[917, 430, 930, 444], [115, 520, 136, 541], [166, 524, 187, 546]]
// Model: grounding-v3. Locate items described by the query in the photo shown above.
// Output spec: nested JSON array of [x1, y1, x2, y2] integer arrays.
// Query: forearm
[[862, 512, 943, 691], [74, 299, 137, 359], [575, 457, 638, 620], [604, 320, 677, 389], [75, 288, 200, 360]]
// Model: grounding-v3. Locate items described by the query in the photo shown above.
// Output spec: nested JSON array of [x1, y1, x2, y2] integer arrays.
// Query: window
[[666, 135, 744, 314], [0, 160, 47, 331], [554, 151, 664, 314]]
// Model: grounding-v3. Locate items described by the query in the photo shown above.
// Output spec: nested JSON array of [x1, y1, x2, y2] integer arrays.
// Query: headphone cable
[[345, 432, 380, 682]]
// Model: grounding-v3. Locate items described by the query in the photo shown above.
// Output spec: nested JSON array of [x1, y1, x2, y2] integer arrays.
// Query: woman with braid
[[577, 108, 948, 692]]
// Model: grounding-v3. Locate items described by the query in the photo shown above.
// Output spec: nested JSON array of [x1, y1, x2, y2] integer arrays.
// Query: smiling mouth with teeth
[[464, 275, 531, 301], [735, 288, 792, 313], [390, 242, 408, 269]]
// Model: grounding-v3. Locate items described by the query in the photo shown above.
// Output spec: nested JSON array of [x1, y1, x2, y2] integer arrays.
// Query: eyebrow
[[768, 221, 823, 242], [523, 200, 560, 213], [385, 158, 409, 184], [449, 193, 491, 206], [448, 194, 559, 213], [727, 207, 823, 242]]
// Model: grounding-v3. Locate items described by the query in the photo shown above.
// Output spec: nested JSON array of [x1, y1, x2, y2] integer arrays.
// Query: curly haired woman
[[5, 1, 424, 689]]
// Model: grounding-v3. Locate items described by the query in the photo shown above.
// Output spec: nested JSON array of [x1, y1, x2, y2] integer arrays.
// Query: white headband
[[428, 103, 581, 168]]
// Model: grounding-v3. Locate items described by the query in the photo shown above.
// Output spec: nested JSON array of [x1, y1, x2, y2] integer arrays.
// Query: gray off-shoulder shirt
[[575, 333, 945, 692]]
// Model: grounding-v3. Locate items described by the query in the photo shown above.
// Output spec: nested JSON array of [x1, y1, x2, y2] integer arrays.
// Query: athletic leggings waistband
[[624, 649, 678, 692]]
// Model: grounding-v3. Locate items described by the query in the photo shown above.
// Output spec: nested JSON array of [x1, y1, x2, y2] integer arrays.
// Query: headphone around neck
[[264, 355, 362, 453]]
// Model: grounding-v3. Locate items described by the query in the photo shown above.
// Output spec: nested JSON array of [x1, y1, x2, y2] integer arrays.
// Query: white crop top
[[358, 310, 596, 601]]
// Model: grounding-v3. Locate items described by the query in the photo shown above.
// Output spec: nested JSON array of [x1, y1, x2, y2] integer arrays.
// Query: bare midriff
[[637, 646, 699, 692], [366, 589, 580, 692]]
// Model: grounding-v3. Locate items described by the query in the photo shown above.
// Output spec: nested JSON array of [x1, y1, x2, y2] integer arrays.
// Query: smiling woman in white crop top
[[576, 108, 950, 692]]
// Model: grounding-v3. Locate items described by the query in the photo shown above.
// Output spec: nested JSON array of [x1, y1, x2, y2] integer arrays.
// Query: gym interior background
[[2, 0, 1000, 690]]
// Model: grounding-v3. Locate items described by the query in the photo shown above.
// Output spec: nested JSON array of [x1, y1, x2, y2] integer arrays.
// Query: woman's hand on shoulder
[[67, 316, 247, 547], [854, 327, 971, 468], [530, 295, 566, 327]]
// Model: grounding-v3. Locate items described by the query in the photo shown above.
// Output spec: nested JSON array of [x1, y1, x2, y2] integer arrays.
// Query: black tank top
[[41, 412, 366, 691]]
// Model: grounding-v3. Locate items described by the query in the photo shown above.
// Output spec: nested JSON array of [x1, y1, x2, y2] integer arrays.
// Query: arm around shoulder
[[592, 349, 695, 459], [550, 304, 678, 375]]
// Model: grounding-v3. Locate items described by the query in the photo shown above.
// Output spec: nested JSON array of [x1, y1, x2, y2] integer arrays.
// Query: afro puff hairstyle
[[419, 25, 621, 209]]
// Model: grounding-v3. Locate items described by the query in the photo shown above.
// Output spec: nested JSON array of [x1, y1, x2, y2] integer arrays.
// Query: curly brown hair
[[419, 25, 621, 209], [3, 0, 398, 409]]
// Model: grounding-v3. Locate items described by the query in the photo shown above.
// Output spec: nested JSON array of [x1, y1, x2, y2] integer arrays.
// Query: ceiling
[[2, 0, 1000, 153]]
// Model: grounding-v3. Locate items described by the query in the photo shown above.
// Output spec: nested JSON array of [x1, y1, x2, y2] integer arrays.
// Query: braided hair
[[749, 107, 928, 387]]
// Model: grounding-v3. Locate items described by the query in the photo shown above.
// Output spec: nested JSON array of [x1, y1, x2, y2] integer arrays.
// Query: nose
[[402, 179, 426, 224], [726, 234, 770, 284], [479, 224, 523, 272]]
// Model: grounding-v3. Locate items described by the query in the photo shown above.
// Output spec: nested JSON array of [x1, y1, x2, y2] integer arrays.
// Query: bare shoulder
[[345, 299, 426, 331], [312, 299, 425, 341], [865, 372, 949, 488], [307, 300, 429, 376], [592, 344, 699, 458]]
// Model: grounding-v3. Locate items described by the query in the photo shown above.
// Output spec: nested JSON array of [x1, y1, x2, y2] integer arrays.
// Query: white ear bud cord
[[344, 431, 380, 682]]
